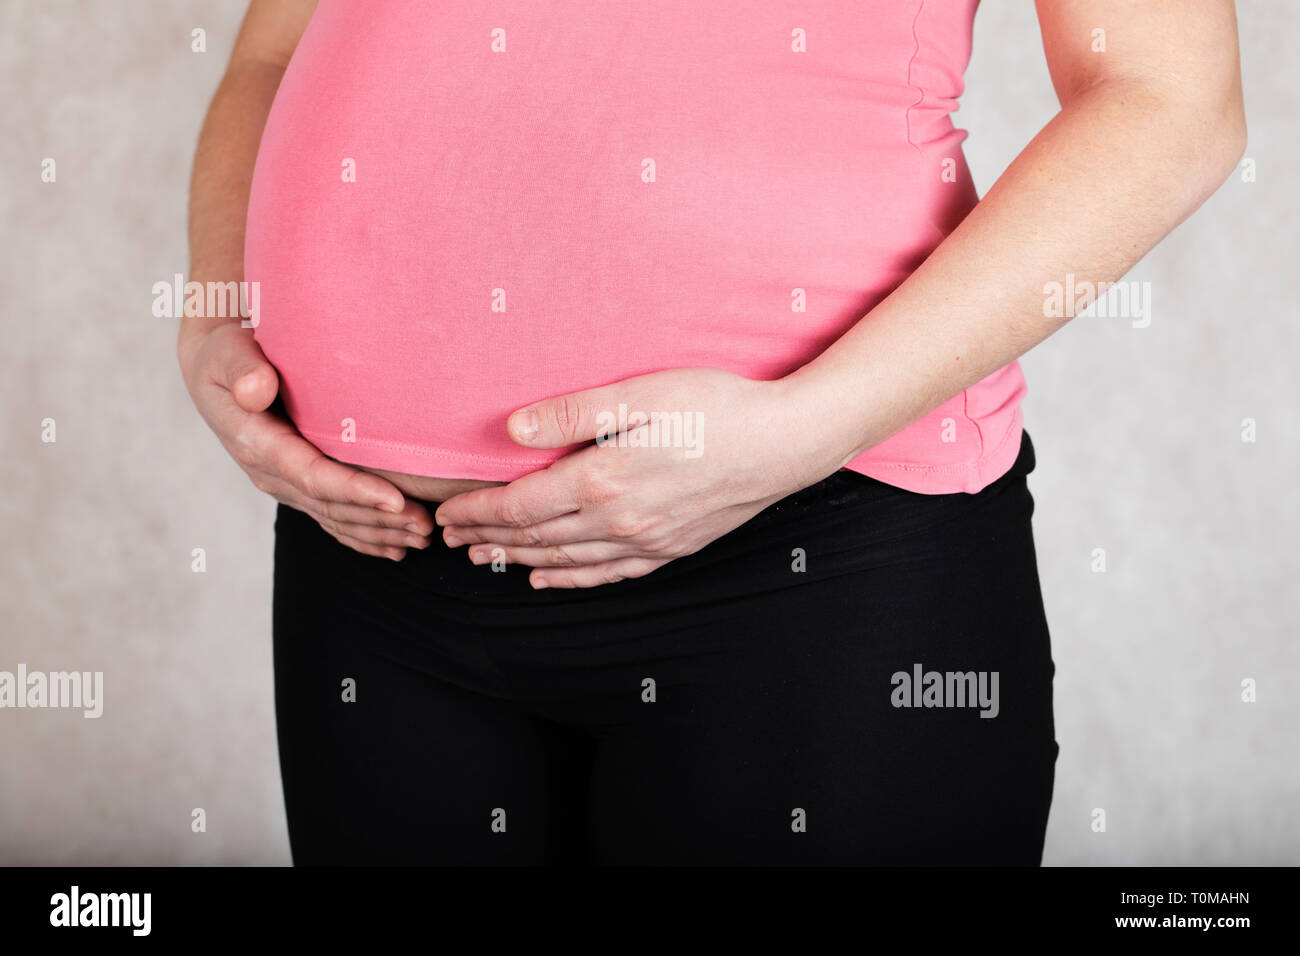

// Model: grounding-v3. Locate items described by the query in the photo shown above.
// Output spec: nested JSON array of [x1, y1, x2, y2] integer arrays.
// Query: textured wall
[[1, 1, 1295, 864]]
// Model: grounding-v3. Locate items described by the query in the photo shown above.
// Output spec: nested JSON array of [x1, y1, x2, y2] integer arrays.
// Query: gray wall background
[[1, 1, 1295, 864]]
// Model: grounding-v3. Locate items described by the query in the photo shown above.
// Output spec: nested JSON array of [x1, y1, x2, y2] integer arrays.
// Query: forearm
[[180, 62, 283, 367], [785, 76, 1247, 470]]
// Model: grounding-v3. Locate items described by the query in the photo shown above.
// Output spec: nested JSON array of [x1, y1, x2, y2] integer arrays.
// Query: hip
[[272, 430, 1049, 672]]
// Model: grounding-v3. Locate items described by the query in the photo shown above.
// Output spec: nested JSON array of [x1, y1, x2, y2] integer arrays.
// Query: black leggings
[[272, 430, 1057, 865]]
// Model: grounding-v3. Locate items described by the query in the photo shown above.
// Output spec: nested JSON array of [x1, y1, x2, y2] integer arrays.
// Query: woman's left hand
[[433, 367, 846, 588]]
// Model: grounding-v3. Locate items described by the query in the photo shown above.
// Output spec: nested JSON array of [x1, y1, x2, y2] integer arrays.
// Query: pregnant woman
[[179, 0, 1244, 864]]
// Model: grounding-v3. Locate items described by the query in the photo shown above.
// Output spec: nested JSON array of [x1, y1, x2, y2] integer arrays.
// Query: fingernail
[[443, 533, 464, 547], [533, 577, 549, 590], [512, 409, 539, 442], [407, 535, 429, 548], [468, 549, 489, 565], [405, 523, 424, 534]]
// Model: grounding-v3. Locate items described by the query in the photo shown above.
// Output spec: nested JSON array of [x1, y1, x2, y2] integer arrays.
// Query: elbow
[[1186, 67, 1249, 195], [1104, 71, 1248, 202], [1158, 84, 1248, 209], [1205, 92, 1248, 187]]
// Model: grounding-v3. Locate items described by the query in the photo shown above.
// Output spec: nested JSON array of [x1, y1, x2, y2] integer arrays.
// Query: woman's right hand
[[178, 320, 433, 560]]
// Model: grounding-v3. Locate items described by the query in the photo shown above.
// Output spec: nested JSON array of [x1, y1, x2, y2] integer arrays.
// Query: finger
[[315, 497, 434, 534], [441, 513, 592, 548], [271, 493, 421, 553], [253, 424, 406, 514], [530, 557, 666, 589], [506, 375, 665, 449], [205, 326, 281, 413], [329, 530, 408, 561], [466, 540, 635, 568], [283, 499, 405, 560], [294, 486, 433, 532], [230, 362, 280, 413], [435, 467, 581, 529], [389, 496, 435, 531], [327, 521, 430, 550], [252, 471, 421, 530]]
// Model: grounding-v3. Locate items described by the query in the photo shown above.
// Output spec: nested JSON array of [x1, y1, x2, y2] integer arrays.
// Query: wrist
[[768, 367, 872, 487], [176, 262, 250, 367], [176, 314, 243, 385]]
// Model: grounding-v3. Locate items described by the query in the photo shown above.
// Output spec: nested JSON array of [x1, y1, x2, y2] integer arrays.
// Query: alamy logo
[[1042, 272, 1152, 328], [890, 663, 999, 718], [151, 273, 260, 327], [50, 886, 151, 936], [594, 404, 704, 458], [0, 665, 102, 718]]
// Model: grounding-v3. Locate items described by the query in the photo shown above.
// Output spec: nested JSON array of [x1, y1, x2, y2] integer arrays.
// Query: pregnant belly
[[245, 0, 981, 486]]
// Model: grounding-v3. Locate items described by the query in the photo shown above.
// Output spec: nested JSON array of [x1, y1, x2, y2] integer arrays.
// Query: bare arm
[[786, 0, 1248, 466], [179, 0, 435, 559], [432, 0, 1247, 589], [182, 0, 311, 306]]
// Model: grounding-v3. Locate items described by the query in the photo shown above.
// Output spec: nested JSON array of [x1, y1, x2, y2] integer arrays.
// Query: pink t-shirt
[[246, 0, 1025, 494]]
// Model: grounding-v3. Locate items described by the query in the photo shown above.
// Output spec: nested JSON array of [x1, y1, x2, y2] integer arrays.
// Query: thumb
[[213, 331, 280, 414], [507, 382, 644, 449]]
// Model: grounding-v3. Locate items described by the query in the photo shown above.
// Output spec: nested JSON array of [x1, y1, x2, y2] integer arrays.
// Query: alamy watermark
[[152, 273, 260, 327], [50, 886, 150, 936], [0, 664, 103, 718], [891, 663, 999, 718], [1044, 273, 1152, 328], [593, 404, 704, 458]]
